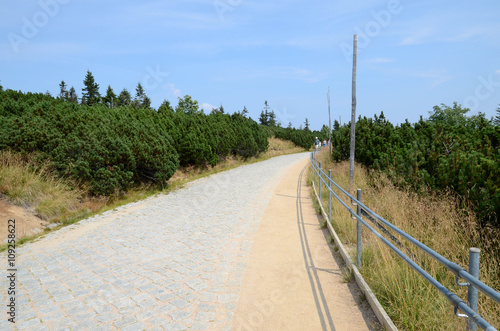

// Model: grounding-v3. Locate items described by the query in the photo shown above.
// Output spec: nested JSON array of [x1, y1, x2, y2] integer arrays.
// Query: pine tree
[[259, 101, 271, 125], [81, 70, 100, 106], [259, 111, 268, 126], [59, 80, 67, 99], [241, 106, 249, 117], [158, 100, 174, 114], [304, 118, 310, 132], [175, 95, 199, 115], [134, 82, 145, 108], [118, 89, 132, 106], [143, 95, 151, 109], [268, 110, 277, 126], [103, 85, 117, 108], [68, 86, 78, 103], [0, 80, 3, 92]]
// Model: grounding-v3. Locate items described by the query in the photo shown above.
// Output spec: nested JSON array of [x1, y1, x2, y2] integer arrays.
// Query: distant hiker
[[314, 137, 320, 149]]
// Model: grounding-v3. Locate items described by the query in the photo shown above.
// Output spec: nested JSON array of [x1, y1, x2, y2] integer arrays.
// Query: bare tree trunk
[[328, 87, 332, 155]]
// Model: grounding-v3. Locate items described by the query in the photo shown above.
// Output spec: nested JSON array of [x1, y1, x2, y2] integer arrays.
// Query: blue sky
[[1, 0, 499, 130]]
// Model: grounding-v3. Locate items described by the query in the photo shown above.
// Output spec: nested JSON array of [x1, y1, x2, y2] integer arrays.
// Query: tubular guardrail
[[310, 151, 499, 331]]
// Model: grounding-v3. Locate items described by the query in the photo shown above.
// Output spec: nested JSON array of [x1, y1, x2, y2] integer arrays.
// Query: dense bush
[[0, 90, 270, 195], [156, 110, 268, 167], [331, 105, 500, 228], [0, 91, 179, 194]]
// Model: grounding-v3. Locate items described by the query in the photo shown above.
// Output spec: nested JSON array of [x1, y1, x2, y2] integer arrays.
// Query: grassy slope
[[311, 148, 499, 330], [0, 138, 306, 250]]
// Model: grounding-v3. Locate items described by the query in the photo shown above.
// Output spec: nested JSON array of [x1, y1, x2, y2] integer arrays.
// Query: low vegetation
[[312, 149, 499, 330]]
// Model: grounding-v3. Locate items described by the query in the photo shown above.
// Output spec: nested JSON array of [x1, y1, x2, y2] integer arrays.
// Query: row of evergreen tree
[[56, 70, 151, 109]]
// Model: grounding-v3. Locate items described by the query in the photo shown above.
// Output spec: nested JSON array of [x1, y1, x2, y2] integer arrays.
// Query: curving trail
[[0, 153, 377, 330]]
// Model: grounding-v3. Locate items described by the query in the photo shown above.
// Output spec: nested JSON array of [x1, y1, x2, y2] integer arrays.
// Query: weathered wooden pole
[[328, 87, 332, 154], [349, 34, 357, 191]]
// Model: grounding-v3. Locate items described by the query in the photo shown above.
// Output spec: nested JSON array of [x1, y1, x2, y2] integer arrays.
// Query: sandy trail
[[232, 159, 379, 331]]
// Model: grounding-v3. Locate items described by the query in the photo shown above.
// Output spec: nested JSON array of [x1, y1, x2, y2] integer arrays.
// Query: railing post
[[467, 247, 480, 331], [356, 189, 362, 269], [328, 169, 332, 222], [314, 160, 317, 188], [318, 162, 322, 199]]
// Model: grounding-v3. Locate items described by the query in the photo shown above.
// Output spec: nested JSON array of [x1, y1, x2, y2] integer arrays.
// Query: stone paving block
[[199, 292, 217, 302], [95, 312, 122, 322], [17, 318, 41, 330], [191, 321, 211, 330], [196, 311, 216, 322], [54, 294, 74, 303], [198, 302, 217, 312], [170, 298, 189, 309], [72, 311, 97, 322], [161, 322, 188, 331], [114, 315, 137, 328], [113, 298, 135, 309], [169, 310, 192, 321], [218, 293, 239, 303], [137, 297, 157, 309], [122, 322, 147, 331]]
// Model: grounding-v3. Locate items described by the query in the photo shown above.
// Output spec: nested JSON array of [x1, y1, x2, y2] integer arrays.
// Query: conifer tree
[[241, 106, 249, 117], [118, 89, 132, 106], [103, 85, 117, 108], [59, 80, 67, 99], [175, 95, 199, 115], [158, 100, 174, 114], [81, 70, 100, 106], [304, 118, 310, 132], [68, 86, 78, 103], [134, 82, 145, 108]]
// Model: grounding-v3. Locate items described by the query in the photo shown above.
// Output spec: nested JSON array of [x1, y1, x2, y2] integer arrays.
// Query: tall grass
[[0, 150, 82, 220], [313, 149, 499, 330]]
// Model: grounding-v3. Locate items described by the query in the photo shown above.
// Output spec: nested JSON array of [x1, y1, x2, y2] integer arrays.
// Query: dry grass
[[264, 137, 306, 157], [312, 149, 500, 330], [0, 150, 82, 220]]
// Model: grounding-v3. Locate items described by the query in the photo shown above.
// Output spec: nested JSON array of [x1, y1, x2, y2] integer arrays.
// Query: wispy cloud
[[163, 83, 182, 97], [201, 103, 216, 112]]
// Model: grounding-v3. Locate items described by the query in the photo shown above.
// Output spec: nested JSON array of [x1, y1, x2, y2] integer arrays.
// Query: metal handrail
[[310, 152, 499, 331]]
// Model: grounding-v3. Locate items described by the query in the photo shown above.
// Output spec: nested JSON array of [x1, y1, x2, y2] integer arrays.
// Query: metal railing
[[311, 152, 499, 331]]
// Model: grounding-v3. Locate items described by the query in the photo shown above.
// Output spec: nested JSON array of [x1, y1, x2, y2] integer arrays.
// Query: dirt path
[[232, 159, 379, 330]]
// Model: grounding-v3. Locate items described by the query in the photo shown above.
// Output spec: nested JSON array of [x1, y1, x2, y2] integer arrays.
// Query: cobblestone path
[[0, 153, 309, 330]]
